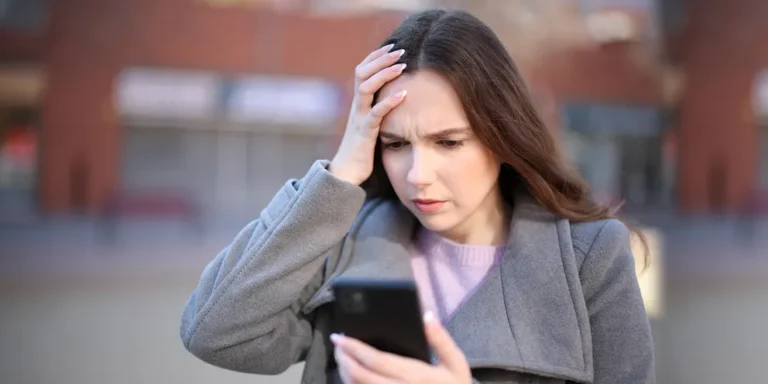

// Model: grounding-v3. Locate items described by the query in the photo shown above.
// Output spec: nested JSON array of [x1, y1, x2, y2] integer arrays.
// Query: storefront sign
[[117, 68, 343, 129], [116, 68, 220, 120], [224, 75, 342, 128]]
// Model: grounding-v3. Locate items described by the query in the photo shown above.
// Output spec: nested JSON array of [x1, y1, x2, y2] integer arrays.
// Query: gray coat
[[180, 160, 655, 384]]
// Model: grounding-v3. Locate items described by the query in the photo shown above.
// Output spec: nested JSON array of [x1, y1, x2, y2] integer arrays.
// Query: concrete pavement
[[1, 214, 767, 383]]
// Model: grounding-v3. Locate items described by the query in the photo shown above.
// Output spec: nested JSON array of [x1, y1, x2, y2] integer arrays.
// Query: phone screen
[[332, 278, 432, 363]]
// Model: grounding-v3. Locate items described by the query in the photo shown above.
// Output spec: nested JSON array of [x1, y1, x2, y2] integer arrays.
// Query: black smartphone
[[331, 277, 432, 363]]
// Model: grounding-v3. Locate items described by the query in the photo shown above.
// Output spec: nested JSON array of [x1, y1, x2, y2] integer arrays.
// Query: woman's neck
[[437, 187, 511, 246]]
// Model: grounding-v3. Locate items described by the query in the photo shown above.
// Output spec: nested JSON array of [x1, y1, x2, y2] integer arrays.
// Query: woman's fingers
[[355, 48, 405, 84], [326, 45, 407, 186], [333, 334, 432, 383], [359, 43, 395, 67], [355, 63, 407, 113], [335, 348, 398, 384], [359, 63, 407, 95], [423, 312, 469, 375], [366, 90, 407, 128]]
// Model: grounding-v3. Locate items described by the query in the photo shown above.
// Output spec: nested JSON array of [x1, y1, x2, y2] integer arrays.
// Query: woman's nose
[[406, 149, 436, 187]]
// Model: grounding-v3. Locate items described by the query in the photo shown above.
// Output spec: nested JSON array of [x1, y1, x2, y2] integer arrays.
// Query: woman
[[181, 8, 655, 384]]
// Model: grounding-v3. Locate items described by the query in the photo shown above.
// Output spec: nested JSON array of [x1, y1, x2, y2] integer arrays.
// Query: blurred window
[[117, 68, 342, 221], [122, 127, 218, 218], [756, 70, 768, 190], [0, 107, 39, 219], [659, 0, 686, 35], [761, 123, 768, 190], [122, 126, 336, 222], [577, 0, 655, 11], [0, 0, 46, 32], [563, 102, 663, 137], [562, 102, 668, 208]]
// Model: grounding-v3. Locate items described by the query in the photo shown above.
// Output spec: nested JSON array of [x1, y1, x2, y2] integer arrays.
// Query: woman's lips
[[412, 199, 445, 213]]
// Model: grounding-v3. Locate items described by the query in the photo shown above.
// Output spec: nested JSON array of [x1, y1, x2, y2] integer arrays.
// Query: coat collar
[[337, 194, 593, 382]]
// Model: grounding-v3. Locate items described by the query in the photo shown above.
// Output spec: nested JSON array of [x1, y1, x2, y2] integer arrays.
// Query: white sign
[[226, 75, 342, 127], [754, 70, 768, 117], [116, 68, 219, 120], [586, 10, 640, 43]]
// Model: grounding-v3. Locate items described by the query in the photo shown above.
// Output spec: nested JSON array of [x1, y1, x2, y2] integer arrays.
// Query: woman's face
[[378, 70, 504, 243]]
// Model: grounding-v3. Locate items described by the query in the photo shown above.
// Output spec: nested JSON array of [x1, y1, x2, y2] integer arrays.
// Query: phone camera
[[340, 290, 367, 314]]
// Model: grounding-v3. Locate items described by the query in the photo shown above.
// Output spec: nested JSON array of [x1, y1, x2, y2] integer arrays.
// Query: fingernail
[[423, 311, 435, 323], [382, 43, 395, 52], [395, 90, 407, 99], [389, 49, 405, 58], [335, 350, 348, 364], [330, 333, 343, 343], [397, 63, 407, 72]]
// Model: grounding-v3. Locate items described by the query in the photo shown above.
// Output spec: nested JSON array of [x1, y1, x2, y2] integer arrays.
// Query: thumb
[[423, 312, 468, 374]]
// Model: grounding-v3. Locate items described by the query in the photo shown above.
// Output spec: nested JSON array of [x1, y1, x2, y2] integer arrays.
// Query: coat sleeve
[[180, 160, 366, 374], [578, 219, 656, 384]]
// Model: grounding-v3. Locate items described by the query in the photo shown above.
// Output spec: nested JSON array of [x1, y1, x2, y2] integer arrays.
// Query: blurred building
[[0, 0, 767, 220], [467, 0, 672, 209], [0, 0, 405, 223], [662, 0, 768, 214]]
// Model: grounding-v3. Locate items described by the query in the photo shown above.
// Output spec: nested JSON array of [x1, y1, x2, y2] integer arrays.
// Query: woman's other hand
[[332, 312, 472, 384]]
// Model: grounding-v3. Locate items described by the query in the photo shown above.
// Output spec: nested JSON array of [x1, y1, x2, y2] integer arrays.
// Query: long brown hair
[[362, 8, 648, 265]]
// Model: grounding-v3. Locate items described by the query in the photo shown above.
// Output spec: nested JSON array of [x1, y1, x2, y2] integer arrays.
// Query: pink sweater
[[409, 226, 506, 323]]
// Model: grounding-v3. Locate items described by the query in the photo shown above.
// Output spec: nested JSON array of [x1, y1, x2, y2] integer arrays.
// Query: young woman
[[181, 9, 655, 384]]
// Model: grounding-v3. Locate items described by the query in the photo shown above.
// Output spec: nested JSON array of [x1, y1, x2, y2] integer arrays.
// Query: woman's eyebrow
[[424, 127, 471, 140], [379, 127, 471, 140]]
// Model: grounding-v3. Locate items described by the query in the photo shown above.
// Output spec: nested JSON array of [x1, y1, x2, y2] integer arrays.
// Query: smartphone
[[331, 277, 432, 363]]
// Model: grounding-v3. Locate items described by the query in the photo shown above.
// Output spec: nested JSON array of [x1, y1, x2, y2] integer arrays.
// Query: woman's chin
[[414, 213, 457, 234]]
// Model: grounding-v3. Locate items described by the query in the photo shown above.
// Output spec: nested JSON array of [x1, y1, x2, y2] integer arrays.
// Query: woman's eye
[[383, 141, 407, 150], [438, 140, 463, 148]]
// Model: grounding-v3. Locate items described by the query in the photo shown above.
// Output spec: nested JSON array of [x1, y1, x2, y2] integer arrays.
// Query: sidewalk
[[0, 217, 243, 280], [1, 214, 766, 280], [632, 213, 768, 279]]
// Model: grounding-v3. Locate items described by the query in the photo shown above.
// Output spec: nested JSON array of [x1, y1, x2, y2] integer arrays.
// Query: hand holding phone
[[331, 278, 431, 362], [330, 279, 472, 384]]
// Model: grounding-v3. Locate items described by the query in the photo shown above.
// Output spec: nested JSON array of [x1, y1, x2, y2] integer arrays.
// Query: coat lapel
[[446, 195, 593, 382], [339, 199, 417, 280], [335, 195, 593, 383]]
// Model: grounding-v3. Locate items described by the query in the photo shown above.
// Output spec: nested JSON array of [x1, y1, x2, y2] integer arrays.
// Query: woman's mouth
[[411, 199, 446, 214]]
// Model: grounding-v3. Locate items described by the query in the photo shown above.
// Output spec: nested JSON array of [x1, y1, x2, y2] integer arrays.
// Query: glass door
[[0, 106, 39, 221]]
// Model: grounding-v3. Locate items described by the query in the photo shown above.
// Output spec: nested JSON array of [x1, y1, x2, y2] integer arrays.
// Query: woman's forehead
[[380, 70, 469, 134]]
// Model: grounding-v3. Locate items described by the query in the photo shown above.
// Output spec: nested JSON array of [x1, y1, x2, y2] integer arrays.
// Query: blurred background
[[0, 0, 766, 383]]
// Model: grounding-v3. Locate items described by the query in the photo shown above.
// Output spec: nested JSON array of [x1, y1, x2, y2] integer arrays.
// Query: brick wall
[[37, 0, 401, 213], [677, 0, 768, 213], [11, 0, 768, 214]]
